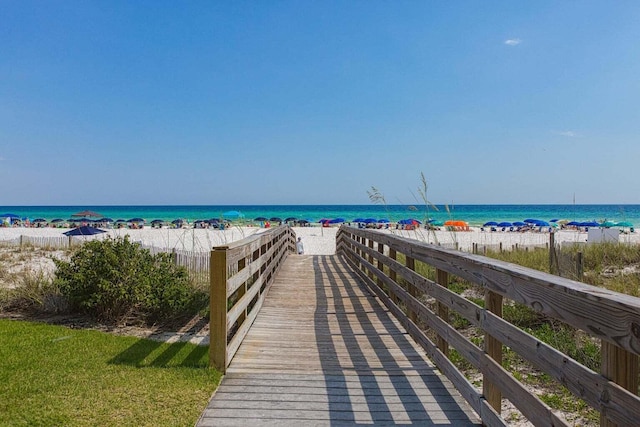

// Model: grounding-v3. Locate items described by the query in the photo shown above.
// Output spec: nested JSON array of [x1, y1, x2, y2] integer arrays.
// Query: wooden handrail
[[336, 225, 640, 427], [209, 225, 296, 372]]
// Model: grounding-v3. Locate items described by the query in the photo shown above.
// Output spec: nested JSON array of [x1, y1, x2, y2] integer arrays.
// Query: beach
[[2, 224, 639, 254]]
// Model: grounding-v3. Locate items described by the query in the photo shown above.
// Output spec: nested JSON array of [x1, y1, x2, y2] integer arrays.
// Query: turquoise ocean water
[[1, 205, 639, 227]]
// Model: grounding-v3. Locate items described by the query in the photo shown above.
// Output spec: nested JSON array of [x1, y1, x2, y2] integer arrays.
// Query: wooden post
[[576, 251, 584, 280], [436, 269, 449, 356], [389, 248, 398, 304], [210, 246, 229, 372], [549, 232, 556, 274], [405, 255, 417, 323], [601, 342, 639, 427], [484, 290, 503, 413]]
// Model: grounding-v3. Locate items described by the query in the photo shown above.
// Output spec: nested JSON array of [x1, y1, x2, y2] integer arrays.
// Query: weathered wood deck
[[197, 254, 481, 426]]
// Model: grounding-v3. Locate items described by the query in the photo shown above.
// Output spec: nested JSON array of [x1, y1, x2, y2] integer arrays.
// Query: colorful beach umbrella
[[616, 221, 633, 227]]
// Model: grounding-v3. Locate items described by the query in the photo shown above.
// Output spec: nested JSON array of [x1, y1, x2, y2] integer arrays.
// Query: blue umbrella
[[483, 221, 499, 227], [363, 218, 378, 224], [566, 221, 580, 226], [513, 221, 527, 227], [63, 226, 106, 236], [497, 222, 513, 227], [329, 218, 345, 224], [533, 220, 550, 227], [223, 210, 244, 219], [0, 213, 19, 218], [398, 218, 422, 225], [353, 218, 365, 223], [523, 218, 541, 224]]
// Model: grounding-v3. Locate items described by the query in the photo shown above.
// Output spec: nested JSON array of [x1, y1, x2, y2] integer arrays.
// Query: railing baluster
[[405, 254, 417, 323], [484, 289, 503, 414], [436, 269, 449, 356], [601, 342, 639, 427]]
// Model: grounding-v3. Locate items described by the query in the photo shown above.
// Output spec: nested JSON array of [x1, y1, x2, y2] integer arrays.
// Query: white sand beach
[[1, 224, 639, 254]]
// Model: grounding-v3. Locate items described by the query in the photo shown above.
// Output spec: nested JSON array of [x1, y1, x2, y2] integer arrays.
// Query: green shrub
[[53, 236, 205, 324]]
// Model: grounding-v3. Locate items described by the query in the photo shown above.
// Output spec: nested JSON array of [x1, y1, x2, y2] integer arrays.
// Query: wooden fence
[[209, 226, 296, 372], [336, 225, 640, 427]]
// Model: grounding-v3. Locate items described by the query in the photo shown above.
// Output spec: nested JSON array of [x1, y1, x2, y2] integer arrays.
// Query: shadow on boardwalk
[[197, 255, 480, 426]]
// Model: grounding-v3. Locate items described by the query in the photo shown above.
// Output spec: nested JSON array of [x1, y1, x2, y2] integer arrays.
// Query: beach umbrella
[[270, 217, 283, 223], [171, 219, 184, 225], [71, 210, 103, 218], [297, 219, 309, 225], [51, 218, 65, 223], [208, 218, 220, 224], [128, 218, 145, 223], [319, 219, 330, 224], [378, 219, 390, 223], [497, 222, 513, 227], [600, 221, 616, 228], [616, 221, 633, 227], [0, 213, 19, 219], [284, 217, 297, 222], [353, 218, 365, 223], [399, 218, 421, 225], [254, 217, 268, 221], [513, 221, 527, 227], [533, 220, 550, 227], [223, 210, 244, 219], [100, 218, 114, 223], [32, 218, 47, 223], [363, 218, 378, 224], [329, 218, 345, 224], [483, 221, 499, 227], [151, 219, 165, 225], [63, 226, 107, 236], [523, 218, 541, 224], [430, 220, 444, 226]]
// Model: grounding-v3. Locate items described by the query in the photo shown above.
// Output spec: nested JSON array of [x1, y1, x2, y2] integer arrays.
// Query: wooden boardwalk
[[197, 255, 481, 426]]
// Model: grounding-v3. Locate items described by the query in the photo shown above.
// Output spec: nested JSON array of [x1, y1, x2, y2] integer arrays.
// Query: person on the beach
[[296, 237, 304, 254]]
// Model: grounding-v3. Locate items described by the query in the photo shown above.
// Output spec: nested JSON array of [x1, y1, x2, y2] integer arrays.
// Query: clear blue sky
[[2, 1, 639, 206]]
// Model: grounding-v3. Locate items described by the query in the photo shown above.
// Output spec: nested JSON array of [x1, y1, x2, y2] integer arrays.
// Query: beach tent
[[71, 210, 103, 218], [63, 226, 106, 236]]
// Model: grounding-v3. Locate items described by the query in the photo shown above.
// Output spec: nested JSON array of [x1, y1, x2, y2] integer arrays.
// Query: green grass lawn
[[0, 319, 221, 427]]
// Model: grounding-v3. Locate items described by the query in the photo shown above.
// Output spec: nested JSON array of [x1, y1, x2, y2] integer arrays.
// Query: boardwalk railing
[[336, 225, 640, 427], [209, 225, 296, 372]]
